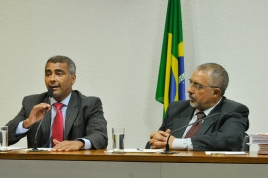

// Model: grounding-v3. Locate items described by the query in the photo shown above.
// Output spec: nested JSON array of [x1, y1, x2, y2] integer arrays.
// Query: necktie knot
[[54, 102, 64, 110], [196, 112, 206, 121]]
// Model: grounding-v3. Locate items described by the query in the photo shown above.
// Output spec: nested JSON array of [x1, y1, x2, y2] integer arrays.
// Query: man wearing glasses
[[149, 63, 249, 151]]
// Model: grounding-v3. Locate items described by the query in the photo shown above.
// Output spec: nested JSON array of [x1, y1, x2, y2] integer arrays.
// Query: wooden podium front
[[1, 149, 268, 178]]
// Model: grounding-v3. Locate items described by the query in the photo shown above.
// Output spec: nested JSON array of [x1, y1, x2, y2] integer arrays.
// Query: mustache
[[189, 94, 196, 101]]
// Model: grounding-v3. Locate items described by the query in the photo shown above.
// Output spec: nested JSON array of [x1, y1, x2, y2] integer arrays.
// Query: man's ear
[[212, 88, 221, 98], [71, 74, 76, 85]]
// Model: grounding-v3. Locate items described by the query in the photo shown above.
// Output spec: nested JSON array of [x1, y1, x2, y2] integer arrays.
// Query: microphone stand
[[30, 114, 47, 152], [29, 88, 53, 152], [161, 118, 204, 154], [161, 112, 235, 154]]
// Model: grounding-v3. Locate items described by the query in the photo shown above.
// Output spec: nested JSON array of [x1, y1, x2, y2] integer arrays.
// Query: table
[[1, 149, 268, 178]]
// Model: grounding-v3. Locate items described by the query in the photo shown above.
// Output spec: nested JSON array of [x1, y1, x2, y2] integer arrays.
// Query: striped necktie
[[184, 112, 206, 138]]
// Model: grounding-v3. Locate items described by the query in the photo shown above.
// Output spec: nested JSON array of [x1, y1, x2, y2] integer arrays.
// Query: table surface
[[1, 149, 268, 164]]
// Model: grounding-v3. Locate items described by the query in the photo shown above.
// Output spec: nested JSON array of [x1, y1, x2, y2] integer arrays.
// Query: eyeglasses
[[188, 79, 219, 91]]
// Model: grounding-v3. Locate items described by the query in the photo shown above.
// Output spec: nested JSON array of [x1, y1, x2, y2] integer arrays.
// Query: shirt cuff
[[172, 138, 194, 150], [16, 121, 30, 134], [76, 138, 92, 150]]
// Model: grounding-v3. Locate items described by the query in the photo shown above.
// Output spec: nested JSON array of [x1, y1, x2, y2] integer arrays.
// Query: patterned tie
[[52, 102, 64, 147], [184, 112, 206, 138]]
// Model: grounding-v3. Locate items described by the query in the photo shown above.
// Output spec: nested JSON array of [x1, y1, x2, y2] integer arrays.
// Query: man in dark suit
[[6, 55, 107, 151], [149, 63, 249, 151]]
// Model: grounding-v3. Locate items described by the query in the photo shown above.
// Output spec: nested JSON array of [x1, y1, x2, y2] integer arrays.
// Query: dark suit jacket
[[6, 90, 108, 149], [159, 97, 249, 151]]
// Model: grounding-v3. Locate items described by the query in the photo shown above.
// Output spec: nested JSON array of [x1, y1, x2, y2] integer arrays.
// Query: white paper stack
[[249, 133, 268, 154]]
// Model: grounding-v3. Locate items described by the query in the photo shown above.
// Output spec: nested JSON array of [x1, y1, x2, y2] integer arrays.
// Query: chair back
[[241, 133, 249, 151]]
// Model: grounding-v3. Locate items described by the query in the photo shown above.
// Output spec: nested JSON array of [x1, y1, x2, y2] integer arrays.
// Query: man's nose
[[49, 74, 56, 82], [187, 85, 194, 94]]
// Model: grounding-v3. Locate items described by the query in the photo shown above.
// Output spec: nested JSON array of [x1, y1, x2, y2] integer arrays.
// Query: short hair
[[46, 55, 76, 75], [196, 63, 229, 96]]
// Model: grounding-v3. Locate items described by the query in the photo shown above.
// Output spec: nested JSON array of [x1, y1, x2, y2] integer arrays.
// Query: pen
[[137, 148, 143, 151]]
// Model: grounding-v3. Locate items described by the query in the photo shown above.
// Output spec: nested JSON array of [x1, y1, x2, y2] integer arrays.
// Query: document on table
[[205, 151, 247, 155], [7, 147, 26, 151], [248, 133, 268, 144], [26, 148, 52, 151]]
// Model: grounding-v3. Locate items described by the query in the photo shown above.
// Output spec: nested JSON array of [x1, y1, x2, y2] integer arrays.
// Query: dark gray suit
[[6, 90, 108, 149], [159, 97, 249, 151]]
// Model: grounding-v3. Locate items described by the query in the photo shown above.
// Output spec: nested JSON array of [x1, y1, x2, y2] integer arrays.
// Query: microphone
[[161, 112, 242, 154], [30, 88, 53, 152]]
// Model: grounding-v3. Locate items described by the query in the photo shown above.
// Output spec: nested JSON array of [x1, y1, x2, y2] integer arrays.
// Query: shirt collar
[[195, 97, 222, 116], [50, 92, 72, 106]]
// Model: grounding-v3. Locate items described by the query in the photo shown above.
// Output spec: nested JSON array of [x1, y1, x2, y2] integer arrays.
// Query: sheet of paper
[[7, 147, 26, 150], [26, 148, 52, 151], [0, 147, 26, 152]]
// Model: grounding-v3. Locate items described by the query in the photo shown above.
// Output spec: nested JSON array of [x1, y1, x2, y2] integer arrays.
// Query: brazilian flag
[[155, 0, 186, 118]]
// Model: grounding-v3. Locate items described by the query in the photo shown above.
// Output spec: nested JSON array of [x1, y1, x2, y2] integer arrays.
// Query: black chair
[[241, 133, 250, 151]]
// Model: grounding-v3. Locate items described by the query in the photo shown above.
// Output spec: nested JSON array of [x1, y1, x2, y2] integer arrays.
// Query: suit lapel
[[40, 96, 52, 146], [41, 110, 52, 146], [64, 92, 80, 139], [196, 98, 224, 135], [172, 106, 195, 138]]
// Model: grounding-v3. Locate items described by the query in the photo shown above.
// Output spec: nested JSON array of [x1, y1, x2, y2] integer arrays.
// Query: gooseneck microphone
[[30, 88, 53, 152], [161, 112, 242, 154]]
